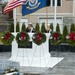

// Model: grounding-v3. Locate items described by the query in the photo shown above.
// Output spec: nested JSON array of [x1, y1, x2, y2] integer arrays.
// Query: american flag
[[3, 0, 25, 13]]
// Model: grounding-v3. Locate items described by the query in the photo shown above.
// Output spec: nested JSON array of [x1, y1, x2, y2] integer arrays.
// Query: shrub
[[16, 22, 20, 32], [41, 22, 45, 33], [56, 23, 60, 33], [21, 23, 26, 32], [9, 22, 14, 32], [1, 2, 7, 8], [70, 23, 75, 32], [1, 2, 7, 14], [50, 23, 53, 31], [35, 23, 40, 33], [63, 25, 68, 38]]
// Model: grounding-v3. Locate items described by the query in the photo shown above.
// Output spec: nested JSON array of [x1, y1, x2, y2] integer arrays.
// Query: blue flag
[[22, 0, 50, 16]]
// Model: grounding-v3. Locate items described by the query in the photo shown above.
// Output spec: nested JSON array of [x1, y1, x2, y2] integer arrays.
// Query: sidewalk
[[0, 51, 75, 75]]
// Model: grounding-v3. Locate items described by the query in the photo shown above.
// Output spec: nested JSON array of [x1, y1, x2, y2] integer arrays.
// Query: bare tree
[[0, 0, 2, 2], [0, 0, 7, 4]]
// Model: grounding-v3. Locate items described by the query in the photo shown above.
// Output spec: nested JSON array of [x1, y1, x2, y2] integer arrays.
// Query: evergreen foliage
[[35, 23, 40, 33], [1, 2, 7, 8], [1, 32, 14, 45], [41, 22, 45, 33], [50, 23, 53, 31], [16, 32, 30, 46], [16, 22, 20, 32], [32, 32, 46, 45], [63, 25, 68, 37], [9, 22, 14, 32], [21, 23, 26, 32], [70, 23, 75, 32], [50, 32, 63, 45], [56, 23, 60, 33]]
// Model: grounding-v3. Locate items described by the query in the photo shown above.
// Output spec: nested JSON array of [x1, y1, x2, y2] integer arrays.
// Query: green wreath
[[32, 32, 46, 45], [1, 32, 14, 45], [49, 32, 63, 45], [16, 32, 30, 46], [66, 32, 75, 46]]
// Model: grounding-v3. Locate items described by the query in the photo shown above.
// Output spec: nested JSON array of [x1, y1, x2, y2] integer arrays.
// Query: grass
[[0, 74, 3, 75]]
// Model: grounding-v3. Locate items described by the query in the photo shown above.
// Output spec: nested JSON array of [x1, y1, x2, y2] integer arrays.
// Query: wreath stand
[[9, 33, 63, 74]]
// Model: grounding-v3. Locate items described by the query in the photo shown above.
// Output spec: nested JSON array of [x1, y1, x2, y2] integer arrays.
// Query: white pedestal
[[9, 33, 63, 68]]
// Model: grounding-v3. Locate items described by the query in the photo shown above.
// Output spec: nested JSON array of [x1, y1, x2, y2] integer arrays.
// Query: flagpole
[[54, 0, 57, 31], [28, 15, 30, 24], [46, 7, 48, 27], [13, 0, 16, 33]]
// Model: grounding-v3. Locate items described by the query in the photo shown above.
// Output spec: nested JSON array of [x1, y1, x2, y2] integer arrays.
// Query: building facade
[[15, 0, 75, 33], [0, 4, 2, 14]]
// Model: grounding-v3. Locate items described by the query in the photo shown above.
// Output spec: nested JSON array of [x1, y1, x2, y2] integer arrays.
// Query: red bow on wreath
[[70, 32, 75, 41], [37, 33, 42, 42], [53, 33, 59, 41], [21, 32, 26, 41], [5, 32, 11, 41]]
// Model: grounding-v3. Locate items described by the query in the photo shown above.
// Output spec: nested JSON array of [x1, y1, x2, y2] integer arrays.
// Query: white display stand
[[9, 33, 63, 68]]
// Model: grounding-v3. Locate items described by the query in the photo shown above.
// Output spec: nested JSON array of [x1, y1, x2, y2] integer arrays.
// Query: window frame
[[50, 0, 62, 7]]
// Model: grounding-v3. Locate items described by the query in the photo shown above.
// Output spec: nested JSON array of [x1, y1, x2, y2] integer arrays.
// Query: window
[[39, 17, 63, 34], [50, 0, 62, 6], [57, 0, 61, 6], [53, 0, 55, 6]]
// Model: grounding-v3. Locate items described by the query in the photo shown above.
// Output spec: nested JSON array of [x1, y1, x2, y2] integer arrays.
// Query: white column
[[73, 0, 75, 16], [54, 0, 57, 31]]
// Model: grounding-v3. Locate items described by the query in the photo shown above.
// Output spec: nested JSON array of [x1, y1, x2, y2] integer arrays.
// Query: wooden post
[[28, 15, 30, 24]]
